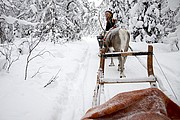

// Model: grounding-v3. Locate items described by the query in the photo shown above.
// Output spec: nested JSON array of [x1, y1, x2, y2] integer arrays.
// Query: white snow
[[0, 15, 38, 26], [30, 4, 38, 14], [167, 0, 180, 11], [0, 36, 179, 120], [87, 0, 103, 7], [0, 0, 180, 119]]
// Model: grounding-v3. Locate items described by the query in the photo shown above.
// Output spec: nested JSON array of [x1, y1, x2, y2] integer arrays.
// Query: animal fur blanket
[[82, 88, 180, 120]]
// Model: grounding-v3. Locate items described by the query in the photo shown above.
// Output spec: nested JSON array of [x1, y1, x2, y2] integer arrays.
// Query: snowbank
[[0, 37, 179, 120], [0, 39, 90, 120]]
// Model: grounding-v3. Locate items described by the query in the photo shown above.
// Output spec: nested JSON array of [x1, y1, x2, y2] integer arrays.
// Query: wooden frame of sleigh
[[81, 36, 180, 120]]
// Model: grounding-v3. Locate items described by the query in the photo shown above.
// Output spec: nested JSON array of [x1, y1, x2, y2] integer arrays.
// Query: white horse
[[104, 27, 130, 78]]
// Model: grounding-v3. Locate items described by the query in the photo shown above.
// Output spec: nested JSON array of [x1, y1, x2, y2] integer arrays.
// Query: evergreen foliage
[[103, 0, 180, 44]]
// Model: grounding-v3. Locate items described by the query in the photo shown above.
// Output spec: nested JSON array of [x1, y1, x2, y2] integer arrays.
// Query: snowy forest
[[0, 0, 93, 43], [1, 0, 180, 72], [1, 0, 180, 44], [0, 0, 180, 119], [1, 0, 180, 43], [0, 0, 97, 73], [97, 0, 180, 46]]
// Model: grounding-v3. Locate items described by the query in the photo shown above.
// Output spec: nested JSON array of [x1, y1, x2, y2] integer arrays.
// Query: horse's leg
[[109, 47, 115, 66], [109, 57, 115, 66], [118, 56, 121, 71], [120, 56, 126, 78]]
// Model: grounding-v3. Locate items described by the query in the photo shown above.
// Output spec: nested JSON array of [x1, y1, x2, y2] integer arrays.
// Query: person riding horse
[[97, 10, 130, 78], [105, 10, 117, 31], [97, 10, 117, 48]]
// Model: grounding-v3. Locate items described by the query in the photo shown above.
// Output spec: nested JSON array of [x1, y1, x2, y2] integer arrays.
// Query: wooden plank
[[103, 51, 152, 58], [147, 45, 154, 76], [100, 77, 156, 84], [99, 49, 105, 73]]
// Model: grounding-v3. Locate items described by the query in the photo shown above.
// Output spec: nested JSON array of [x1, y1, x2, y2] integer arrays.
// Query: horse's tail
[[119, 29, 130, 52]]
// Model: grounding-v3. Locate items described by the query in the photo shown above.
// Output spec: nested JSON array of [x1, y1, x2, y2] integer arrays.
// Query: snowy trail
[[0, 37, 179, 120], [102, 51, 150, 103], [79, 38, 152, 106], [82, 37, 99, 113], [81, 39, 180, 106], [57, 39, 180, 120], [60, 37, 99, 120]]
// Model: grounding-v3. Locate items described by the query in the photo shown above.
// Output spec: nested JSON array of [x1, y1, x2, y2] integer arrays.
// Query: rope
[[128, 45, 147, 70], [154, 54, 178, 100], [130, 45, 178, 100]]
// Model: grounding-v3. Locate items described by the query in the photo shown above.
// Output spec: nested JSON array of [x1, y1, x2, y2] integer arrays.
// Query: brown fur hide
[[82, 88, 180, 120]]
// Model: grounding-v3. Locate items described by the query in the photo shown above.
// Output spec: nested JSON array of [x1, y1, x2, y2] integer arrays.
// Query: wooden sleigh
[[93, 43, 157, 106], [81, 39, 180, 120]]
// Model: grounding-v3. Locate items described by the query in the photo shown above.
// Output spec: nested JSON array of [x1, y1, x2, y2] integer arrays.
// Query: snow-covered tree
[[108, 0, 130, 28], [129, 0, 180, 44], [79, 0, 101, 36], [0, 0, 91, 44], [99, 0, 180, 49]]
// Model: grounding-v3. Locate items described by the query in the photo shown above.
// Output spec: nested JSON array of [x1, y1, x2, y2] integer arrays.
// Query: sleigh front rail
[[92, 45, 158, 107]]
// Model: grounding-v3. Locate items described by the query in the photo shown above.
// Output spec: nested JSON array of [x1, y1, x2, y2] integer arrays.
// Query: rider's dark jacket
[[106, 19, 116, 31]]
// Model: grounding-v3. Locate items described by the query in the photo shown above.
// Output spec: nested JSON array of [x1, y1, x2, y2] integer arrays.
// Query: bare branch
[[24, 38, 42, 80], [7, 52, 20, 71], [44, 69, 61, 88], [31, 66, 48, 78], [29, 49, 54, 61], [24, 28, 52, 80], [0, 43, 20, 72]]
